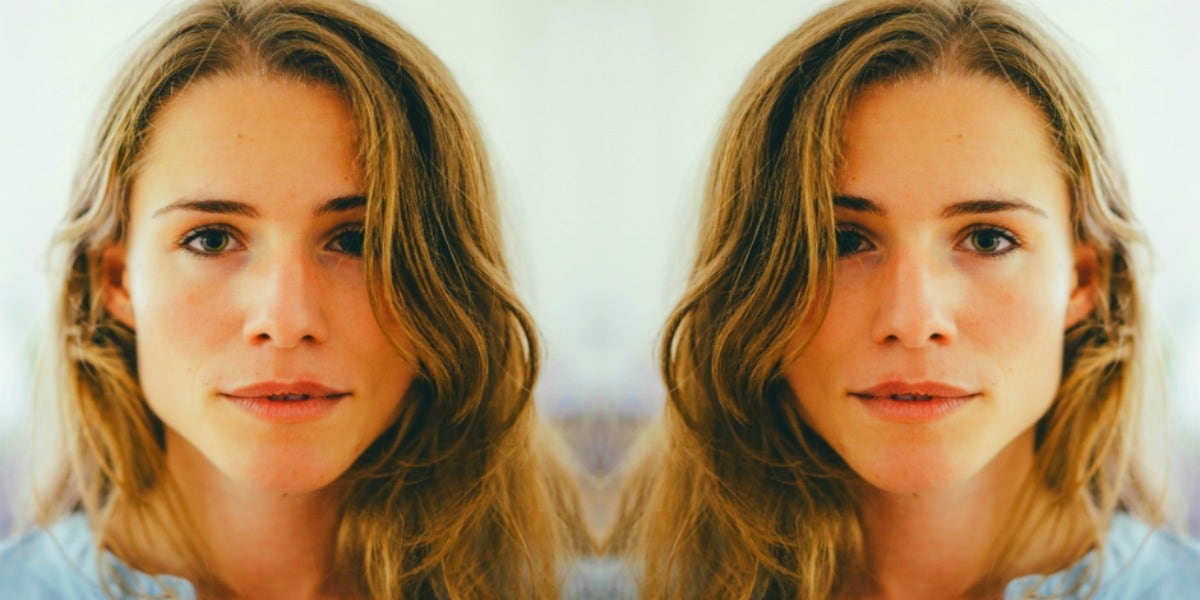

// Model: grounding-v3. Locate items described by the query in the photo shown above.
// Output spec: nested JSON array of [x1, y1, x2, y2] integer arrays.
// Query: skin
[[783, 73, 1097, 599], [102, 74, 415, 599]]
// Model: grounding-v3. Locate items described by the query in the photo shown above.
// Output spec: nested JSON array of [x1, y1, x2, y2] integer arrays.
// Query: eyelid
[[329, 222, 365, 235], [325, 222, 366, 257], [177, 223, 245, 258], [955, 223, 1024, 257], [832, 222, 1023, 257], [834, 222, 877, 258]]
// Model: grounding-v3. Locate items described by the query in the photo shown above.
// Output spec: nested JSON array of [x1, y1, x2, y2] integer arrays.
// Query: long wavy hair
[[610, 0, 1162, 597], [33, 0, 589, 597]]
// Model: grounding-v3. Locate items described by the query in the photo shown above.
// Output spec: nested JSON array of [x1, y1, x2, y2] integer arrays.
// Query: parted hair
[[610, 0, 1161, 598], [35, 0, 588, 597]]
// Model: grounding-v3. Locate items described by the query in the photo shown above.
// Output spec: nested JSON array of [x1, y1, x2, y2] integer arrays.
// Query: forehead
[[836, 73, 1067, 216], [131, 74, 361, 214]]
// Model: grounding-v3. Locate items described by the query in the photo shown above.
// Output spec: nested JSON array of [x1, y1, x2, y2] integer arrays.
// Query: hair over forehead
[[691, 0, 1134, 374], [40, 2, 582, 596], [617, 1, 1159, 597], [72, 0, 515, 398], [102, 0, 479, 233]]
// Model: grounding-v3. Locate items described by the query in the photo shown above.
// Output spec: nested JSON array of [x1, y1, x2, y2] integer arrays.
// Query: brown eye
[[197, 230, 230, 252], [835, 227, 873, 258], [180, 226, 241, 257], [328, 226, 364, 258], [959, 226, 1020, 256]]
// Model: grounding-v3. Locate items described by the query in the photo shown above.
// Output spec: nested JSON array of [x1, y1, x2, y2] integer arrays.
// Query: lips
[[222, 381, 351, 401], [849, 381, 978, 401]]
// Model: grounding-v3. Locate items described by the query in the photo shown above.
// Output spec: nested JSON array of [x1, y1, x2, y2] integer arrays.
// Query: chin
[[222, 447, 351, 495], [860, 467, 963, 496], [851, 446, 981, 496]]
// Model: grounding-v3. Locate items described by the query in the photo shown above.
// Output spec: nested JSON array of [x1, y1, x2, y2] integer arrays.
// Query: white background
[[1, 0, 1198, 529]]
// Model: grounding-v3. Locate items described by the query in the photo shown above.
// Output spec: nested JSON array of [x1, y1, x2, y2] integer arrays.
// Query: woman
[[611, 0, 1200, 598], [0, 0, 588, 597]]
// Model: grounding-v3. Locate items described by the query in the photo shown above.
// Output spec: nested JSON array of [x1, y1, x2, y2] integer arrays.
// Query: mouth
[[221, 381, 352, 401], [849, 393, 976, 402], [220, 381, 349, 423], [253, 393, 348, 402], [848, 381, 979, 402], [848, 381, 978, 423], [857, 393, 943, 401]]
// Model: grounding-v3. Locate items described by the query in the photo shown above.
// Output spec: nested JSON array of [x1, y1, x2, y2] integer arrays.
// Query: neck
[[112, 434, 353, 600], [849, 430, 1090, 600]]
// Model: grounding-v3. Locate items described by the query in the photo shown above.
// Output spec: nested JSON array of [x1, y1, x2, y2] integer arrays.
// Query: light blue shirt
[[559, 513, 1200, 599], [1003, 513, 1200, 599], [561, 556, 639, 599], [0, 514, 194, 599], [1, 512, 1196, 599]]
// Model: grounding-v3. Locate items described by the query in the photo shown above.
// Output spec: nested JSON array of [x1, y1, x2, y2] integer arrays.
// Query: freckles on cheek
[[968, 283, 1067, 382], [983, 272, 1067, 327], [969, 255, 1072, 331], [134, 265, 237, 345], [791, 342, 843, 408]]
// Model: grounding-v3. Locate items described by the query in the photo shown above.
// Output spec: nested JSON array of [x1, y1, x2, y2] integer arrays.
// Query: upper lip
[[849, 381, 978, 399], [222, 381, 350, 399]]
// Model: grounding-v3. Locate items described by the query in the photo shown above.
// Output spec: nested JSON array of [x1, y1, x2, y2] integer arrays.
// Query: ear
[[101, 244, 136, 330], [1063, 243, 1099, 330]]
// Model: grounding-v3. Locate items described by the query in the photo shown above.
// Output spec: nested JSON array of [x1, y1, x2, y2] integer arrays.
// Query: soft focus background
[[1, 0, 1198, 534]]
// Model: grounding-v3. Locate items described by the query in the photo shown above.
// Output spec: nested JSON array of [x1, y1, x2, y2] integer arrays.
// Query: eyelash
[[833, 224, 1024, 259], [178, 224, 241, 259], [328, 225, 365, 258], [834, 225, 874, 258], [176, 224, 366, 259], [957, 224, 1023, 258]]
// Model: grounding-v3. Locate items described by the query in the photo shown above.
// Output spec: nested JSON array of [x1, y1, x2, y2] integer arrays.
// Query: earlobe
[[1064, 244, 1099, 330], [100, 245, 136, 330]]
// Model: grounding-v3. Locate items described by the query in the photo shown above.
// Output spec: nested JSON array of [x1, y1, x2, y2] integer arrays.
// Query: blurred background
[[2, 0, 1197, 535]]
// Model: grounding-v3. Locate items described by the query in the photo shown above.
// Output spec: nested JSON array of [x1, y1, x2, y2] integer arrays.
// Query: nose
[[870, 251, 957, 348], [242, 251, 329, 348]]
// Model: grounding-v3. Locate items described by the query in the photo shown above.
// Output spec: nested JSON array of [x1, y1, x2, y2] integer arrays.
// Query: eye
[[958, 225, 1021, 256], [835, 226, 874, 258], [327, 225, 365, 258], [179, 225, 242, 257]]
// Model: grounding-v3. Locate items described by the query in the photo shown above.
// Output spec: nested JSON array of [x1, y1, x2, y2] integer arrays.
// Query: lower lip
[[222, 395, 345, 423], [855, 395, 976, 424]]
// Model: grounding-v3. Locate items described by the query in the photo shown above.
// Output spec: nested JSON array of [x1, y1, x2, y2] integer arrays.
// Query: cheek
[[339, 276, 391, 347], [126, 253, 242, 393], [963, 243, 1074, 326], [337, 281, 416, 388], [964, 263, 1070, 401], [784, 295, 861, 412]]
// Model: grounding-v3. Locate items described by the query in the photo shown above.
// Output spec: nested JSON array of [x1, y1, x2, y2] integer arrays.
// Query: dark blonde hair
[[37, 0, 588, 597], [612, 0, 1161, 597]]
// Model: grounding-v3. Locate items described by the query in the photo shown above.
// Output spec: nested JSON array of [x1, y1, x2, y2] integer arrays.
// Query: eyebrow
[[833, 194, 1047, 218], [152, 195, 367, 218]]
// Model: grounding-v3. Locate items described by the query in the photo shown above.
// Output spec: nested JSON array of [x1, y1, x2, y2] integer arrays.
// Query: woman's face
[[103, 75, 416, 494], [784, 74, 1097, 495]]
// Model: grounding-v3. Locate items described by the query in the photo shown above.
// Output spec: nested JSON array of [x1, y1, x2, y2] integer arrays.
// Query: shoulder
[[1092, 513, 1200, 598], [0, 514, 196, 600], [0, 514, 108, 599], [1005, 513, 1200, 600], [561, 556, 639, 600]]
